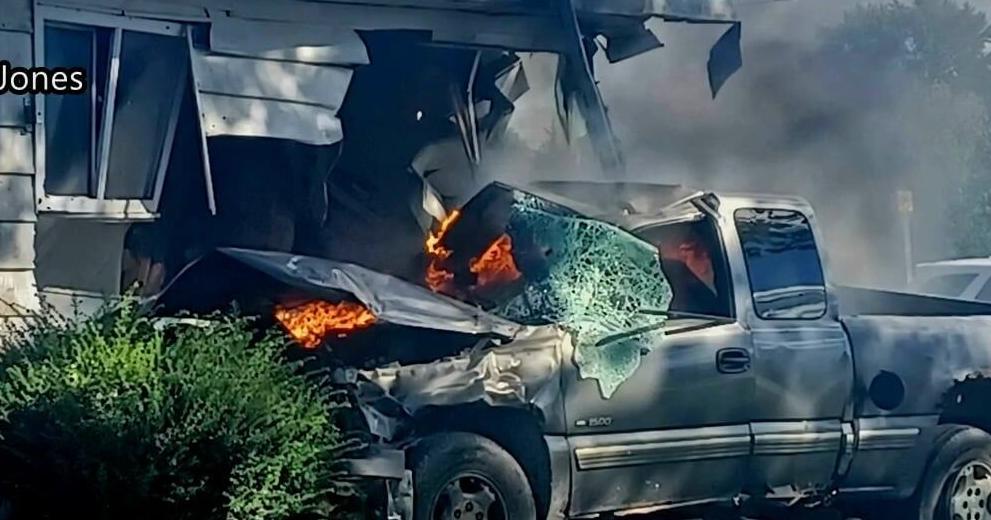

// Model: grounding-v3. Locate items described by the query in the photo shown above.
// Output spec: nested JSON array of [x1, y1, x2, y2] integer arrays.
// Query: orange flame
[[274, 300, 377, 349], [470, 234, 521, 288], [426, 210, 461, 258], [425, 210, 461, 293]]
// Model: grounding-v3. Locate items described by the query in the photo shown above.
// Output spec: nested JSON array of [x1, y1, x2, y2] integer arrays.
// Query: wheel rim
[[949, 461, 991, 520], [430, 473, 507, 520]]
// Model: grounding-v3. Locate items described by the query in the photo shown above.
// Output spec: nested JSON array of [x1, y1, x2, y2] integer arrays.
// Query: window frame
[[34, 6, 187, 220], [635, 213, 738, 322], [733, 207, 828, 321]]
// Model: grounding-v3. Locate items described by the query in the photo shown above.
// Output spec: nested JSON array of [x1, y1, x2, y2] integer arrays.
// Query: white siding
[[0, 128, 34, 174], [191, 18, 364, 146], [0, 22, 38, 320], [0, 271, 36, 317], [0, 175, 35, 222], [0, 223, 35, 270]]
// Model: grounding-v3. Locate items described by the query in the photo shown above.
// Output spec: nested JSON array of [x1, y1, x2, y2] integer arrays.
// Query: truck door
[[563, 215, 755, 516], [731, 207, 855, 499]]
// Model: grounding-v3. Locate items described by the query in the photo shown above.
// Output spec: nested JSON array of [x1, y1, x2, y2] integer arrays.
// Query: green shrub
[[0, 300, 354, 520]]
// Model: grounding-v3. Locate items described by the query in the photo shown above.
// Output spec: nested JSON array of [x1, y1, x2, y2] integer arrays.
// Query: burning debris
[[469, 234, 521, 288], [425, 208, 523, 297], [274, 300, 377, 348], [425, 209, 461, 294]]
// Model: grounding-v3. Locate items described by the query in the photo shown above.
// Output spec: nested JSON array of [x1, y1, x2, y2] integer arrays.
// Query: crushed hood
[[156, 247, 522, 338]]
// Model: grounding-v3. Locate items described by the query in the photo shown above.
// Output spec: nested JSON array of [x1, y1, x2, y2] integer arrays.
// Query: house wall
[[0, 0, 574, 326], [0, 0, 38, 318]]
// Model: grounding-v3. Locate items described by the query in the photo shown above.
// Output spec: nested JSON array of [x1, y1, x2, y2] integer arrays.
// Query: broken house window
[[38, 10, 187, 217]]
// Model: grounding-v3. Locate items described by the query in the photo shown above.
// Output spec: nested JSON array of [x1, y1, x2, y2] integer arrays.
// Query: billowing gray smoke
[[593, 0, 991, 289], [477, 0, 991, 290]]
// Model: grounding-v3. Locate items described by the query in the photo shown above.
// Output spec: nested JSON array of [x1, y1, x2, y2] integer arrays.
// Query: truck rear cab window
[[735, 208, 827, 320]]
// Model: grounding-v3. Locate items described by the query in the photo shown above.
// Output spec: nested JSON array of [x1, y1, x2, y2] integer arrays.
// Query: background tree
[[823, 0, 991, 258]]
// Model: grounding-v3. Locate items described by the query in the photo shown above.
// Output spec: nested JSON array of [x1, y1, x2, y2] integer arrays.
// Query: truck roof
[[917, 258, 991, 268], [527, 180, 816, 229]]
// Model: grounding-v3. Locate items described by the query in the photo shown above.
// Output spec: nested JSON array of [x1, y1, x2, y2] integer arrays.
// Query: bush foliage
[[0, 300, 352, 520]]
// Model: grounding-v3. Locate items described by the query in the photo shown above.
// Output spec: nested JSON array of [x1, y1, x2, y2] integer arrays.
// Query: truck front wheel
[[410, 431, 537, 520], [912, 425, 991, 520]]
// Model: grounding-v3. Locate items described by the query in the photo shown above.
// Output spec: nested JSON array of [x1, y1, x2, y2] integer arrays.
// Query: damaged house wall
[[0, 0, 38, 319], [0, 0, 738, 325]]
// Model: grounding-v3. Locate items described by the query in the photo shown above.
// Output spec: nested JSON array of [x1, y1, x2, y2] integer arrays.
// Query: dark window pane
[[920, 273, 977, 298], [105, 31, 186, 199], [735, 208, 827, 320], [44, 25, 93, 196]]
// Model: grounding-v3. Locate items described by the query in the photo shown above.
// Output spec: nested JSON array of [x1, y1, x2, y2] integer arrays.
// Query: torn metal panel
[[195, 91, 344, 144], [190, 20, 363, 146], [708, 22, 742, 98], [555, 0, 626, 174], [209, 18, 369, 65], [161, 248, 524, 338], [602, 24, 662, 63], [192, 54, 353, 109], [358, 325, 567, 416], [493, 58, 529, 103]]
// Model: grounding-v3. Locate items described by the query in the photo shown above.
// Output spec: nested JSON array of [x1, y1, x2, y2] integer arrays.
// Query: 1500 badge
[[575, 416, 613, 428]]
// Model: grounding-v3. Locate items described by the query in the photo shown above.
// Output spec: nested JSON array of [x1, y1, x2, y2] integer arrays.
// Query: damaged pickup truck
[[157, 182, 991, 520]]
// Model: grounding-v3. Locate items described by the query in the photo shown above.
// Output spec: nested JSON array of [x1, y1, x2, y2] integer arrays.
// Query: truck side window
[[637, 217, 734, 319], [735, 208, 827, 320]]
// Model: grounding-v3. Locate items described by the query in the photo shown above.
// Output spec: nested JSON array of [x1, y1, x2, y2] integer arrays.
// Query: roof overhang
[[575, 0, 736, 22]]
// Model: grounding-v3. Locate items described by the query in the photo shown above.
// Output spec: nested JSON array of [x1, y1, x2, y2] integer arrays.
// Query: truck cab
[[557, 189, 856, 516], [158, 182, 991, 520]]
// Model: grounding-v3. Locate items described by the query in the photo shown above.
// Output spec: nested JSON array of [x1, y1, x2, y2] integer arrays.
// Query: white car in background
[[912, 258, 991, 301]]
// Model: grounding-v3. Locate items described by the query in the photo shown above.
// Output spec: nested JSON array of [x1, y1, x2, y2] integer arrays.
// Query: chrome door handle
[[716, 348, 751, 374]]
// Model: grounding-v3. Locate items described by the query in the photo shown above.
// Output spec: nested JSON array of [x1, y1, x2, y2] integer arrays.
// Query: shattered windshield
[[427, 184, 673, 398]]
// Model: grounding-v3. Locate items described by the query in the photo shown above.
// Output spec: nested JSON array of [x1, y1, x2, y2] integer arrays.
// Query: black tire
[[894, 425, 991, 520], [411, 431, 537, 520]]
